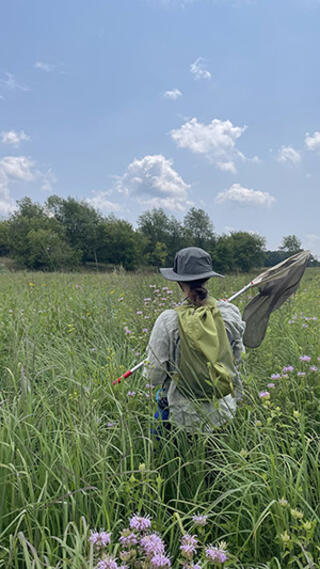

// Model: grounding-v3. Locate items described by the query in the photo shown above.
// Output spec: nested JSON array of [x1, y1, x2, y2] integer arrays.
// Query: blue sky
[[1, 0, 320, 257]]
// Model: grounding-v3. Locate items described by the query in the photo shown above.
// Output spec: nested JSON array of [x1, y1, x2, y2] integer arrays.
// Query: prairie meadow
[[0, 268, 319, 569]]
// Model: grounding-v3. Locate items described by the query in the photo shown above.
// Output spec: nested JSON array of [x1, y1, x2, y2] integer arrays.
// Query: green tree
[[46, 195, 102, 263], [211, 235, 235, 273], [230, 231, 266, 272], [7, 197, 79, 269], [26, 228, 81, 270], [0, 220, 9, 256], [183, 207, 215, 250], [97, 216, 143, 270], [149, 241, 168, 267], [280, 234, 302, 255]]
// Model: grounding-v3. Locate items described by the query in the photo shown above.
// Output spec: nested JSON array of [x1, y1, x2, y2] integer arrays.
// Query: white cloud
[[171, 117, 247, 172], [190, 57, 212, 80], [215, 183, 275, 207], [0, 156, 35, 181], [0, 72, 29, 92], [277, 145, 301, 165], [303, 234, 320, 260], [116, 154, 191, 211], [0, 170, 16, 215], [41, 168, 57, 192], [0, 156, 37, 216], [305, 131, 320, 152], [163, 88, 182, 100], [34, 61, 55, 72], [86, 191, 121, 213], [1, 130, 30, 146]]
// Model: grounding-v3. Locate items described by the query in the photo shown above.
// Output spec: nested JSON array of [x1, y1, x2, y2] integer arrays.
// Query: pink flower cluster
[[89, 514, 230, 569], [205, 545, 228, 564]]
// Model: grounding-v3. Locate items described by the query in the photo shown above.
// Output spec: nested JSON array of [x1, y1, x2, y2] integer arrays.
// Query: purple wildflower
[[267, 383, 275, 389], [181, 535, 198, 547], [136, 311, 143, 315], [192, 514, 208, 527], [119, 532, 138, 547], [127, 391, 136, 397], [297, 372, 306, 377], [299, 355, 311, 362], [140, 533, 165, 556], [124, 327, 132, 335], [205, 545, 228, 564], [302, 324, 308, 328], [142, 328, 148, 333], [310, 366, 318, 372], [283, 366, 294, 373], [144, 298, 151, 302], [150, 554, 171, 568], [271, 373, 281, 380], [97, 557, 118, 569], [118, 297, 124, 302], [180, 544, 196, 557], [259, 391, 270, 399], [129, 514, 152, 532], [89, 530, 111, 547]]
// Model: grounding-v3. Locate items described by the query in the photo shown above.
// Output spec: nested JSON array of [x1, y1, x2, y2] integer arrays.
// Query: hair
[[181, 278, 209, 307]]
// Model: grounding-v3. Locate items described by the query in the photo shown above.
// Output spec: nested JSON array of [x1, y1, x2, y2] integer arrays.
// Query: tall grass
[[0, 269, 319, 568]]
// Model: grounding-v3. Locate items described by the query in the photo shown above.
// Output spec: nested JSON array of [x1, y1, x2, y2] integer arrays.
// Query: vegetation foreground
[[0, 269, 320, 569]]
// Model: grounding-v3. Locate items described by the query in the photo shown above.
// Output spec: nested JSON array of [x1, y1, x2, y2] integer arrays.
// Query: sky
[[1, 0, 320, 257]]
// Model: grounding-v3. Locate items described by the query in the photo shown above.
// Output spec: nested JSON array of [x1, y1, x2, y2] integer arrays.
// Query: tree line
[[0, 196, 318, 272]]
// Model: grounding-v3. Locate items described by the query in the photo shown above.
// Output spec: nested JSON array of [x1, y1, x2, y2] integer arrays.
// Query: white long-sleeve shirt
[[144, 300, 246, 432]]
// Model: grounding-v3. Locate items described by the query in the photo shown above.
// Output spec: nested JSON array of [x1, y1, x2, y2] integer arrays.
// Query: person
[[144, 247, 246, 433]]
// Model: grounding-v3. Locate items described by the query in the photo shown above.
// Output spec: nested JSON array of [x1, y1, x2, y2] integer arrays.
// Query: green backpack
[[175, 297, 236, 400]]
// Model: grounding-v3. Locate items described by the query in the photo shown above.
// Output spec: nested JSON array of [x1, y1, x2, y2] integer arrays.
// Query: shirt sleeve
[[217, 301, 246, 363], [143, 312, 172, 387]]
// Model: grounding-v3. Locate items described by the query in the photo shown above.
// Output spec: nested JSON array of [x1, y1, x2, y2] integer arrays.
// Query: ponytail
[[183, 279, 209, 307]]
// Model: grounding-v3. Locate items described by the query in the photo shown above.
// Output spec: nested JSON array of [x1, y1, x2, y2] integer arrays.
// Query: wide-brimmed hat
[[160, 247, 223, 282]]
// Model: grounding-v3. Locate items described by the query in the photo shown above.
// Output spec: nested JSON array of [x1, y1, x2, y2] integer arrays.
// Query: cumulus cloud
[[0, 156, 35, 181], [190, 57, 212, 80], [116, 154, 191, 211], [171, 117, 247, 172], [1, 130, 30, 146], [0, 156, 37, 216], [305, 131, 320, 152], [163, 88, 182, 100], [0, 72, 29, 92], [277, 145, 301, 165], [215, 183, 275, 207], [86, 191, 121, 213]]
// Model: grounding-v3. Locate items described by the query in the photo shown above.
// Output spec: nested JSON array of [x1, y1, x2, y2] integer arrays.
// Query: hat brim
[[160, 268, 224, 281]]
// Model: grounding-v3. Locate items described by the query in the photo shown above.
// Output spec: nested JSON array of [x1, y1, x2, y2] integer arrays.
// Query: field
[[0, 268, 320, 569]]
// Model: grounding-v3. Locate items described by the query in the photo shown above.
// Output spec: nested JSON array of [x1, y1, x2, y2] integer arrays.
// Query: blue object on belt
[[151, 389, 170, 438]]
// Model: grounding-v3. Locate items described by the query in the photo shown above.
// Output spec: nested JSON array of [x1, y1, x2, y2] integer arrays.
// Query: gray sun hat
[[160, 247, 224, 282]]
